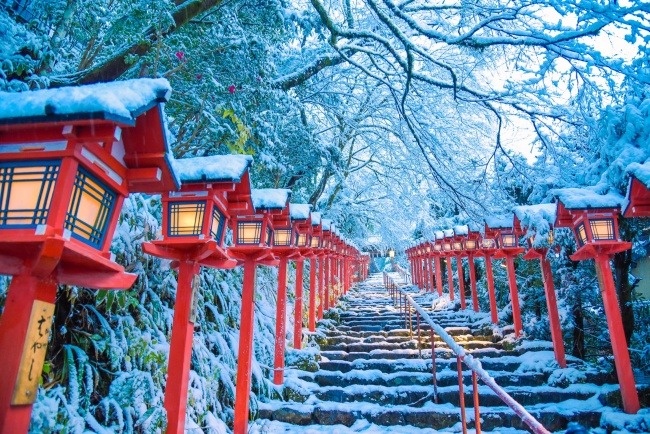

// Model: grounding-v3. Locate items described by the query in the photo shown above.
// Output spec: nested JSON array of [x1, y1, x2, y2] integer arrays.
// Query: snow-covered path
[[251, 274, 647, 433]]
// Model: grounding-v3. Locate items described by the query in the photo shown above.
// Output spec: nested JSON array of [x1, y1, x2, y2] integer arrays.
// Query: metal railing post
[[473, 371, 481, 434], [458, 356, 467, 434], [430, 328, 439, 404]]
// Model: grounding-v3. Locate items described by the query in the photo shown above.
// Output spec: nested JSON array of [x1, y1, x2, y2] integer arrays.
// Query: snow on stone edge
[[311, 212, 322, 226], [171, 154, 253, 183], [443, 229, 454, 238], [0, 78, 171, 122], [321, 219, 332, 231], [453, 225, 468, 236], [251, 188, 290, 210]]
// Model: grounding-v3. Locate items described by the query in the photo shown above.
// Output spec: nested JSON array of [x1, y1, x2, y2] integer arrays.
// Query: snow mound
[[553, 187, 625, 209], [251, 188, 291, 210], [290, 203, 312, 220], [171, 154, 253, 183]]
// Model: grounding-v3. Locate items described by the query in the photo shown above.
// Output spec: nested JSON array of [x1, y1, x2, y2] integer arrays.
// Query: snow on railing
[[395, 264, 411, 283], [382, 272, 550, 434]]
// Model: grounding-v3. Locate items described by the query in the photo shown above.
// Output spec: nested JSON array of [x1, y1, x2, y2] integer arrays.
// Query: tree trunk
[[572, 290, 585, 359]]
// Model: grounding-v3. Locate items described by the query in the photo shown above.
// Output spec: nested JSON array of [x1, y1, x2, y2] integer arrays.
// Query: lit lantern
[[388, 249, 395, 258], [514, 204, 566, 369], [142, 154, 253, 434], [451, 225, 469, 310], [442, 229, 456, 300], [0, 78, 179, 434], [309, 212, 323, 326], [321, 219, 333, 312], [459, 224, 481, 312], [289, 203, 313, 350], [485, 215, 524, 337], [554, 188, 639, 414], [229, 188, 290, 433]]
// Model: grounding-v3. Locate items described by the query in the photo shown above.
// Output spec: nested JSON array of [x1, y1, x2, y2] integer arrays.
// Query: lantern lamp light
[[237, 221, 264, 244], [274, 228, 293, 246], [311, 236, 321, 248], [169, 201, 206, 237]]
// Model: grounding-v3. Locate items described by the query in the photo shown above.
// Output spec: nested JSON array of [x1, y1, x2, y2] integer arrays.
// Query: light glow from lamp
[[237, 221, 262, 244], [590, 219, 615, 241], [274, 228, 292, 246], [501, 234, 517, 248]]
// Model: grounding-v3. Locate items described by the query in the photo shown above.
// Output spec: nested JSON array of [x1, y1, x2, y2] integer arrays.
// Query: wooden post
[[457, 256, 466, 309], [595, 255, 640, 414], [446, 257, 455, 301], [294, 259, 304, 349], [505, 254, 523, 337], [318, 257, 324, 320], [485, 255, 498, 324], [163, 260, 201, 434], [233, 258, 257, 434], [428, 255, 435, 293], [434, 255, 443, 296], [468, 254, 479, 312], [0, 274, 58, 434], [540, 256, 566, 368], [309, 257, 317, 332], [273, 257, 288, 385], [324, 256, 330, 311]]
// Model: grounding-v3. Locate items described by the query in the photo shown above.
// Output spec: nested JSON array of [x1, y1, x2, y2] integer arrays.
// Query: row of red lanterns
[[405, 185, 648, 415], [0, 79, 369, 434]]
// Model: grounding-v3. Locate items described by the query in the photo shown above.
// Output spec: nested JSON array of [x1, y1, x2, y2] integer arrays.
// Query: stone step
[[257, 403, 602, 431], [320, 340, 501, 353], [301, 369, 548, 388]]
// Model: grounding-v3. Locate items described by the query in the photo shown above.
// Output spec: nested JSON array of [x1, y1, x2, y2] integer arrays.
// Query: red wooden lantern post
[[479, 236, 499, 324], [555, 189, 639, 414], [229, 188, 289, 434], [486, 216, 525, 337], [0, 79, 179, 434], [442, 230, 456, 300], [515, 204, 566, 368], [142, 155, 253, 432], [309, 212, 323, 329], [421, 244, 431, 292], [425, 242, 435, 293], [452, 227, 468, 309], [406, 247, 413, 284], [291, 204, 313, 350], [432, 233, 444, 296], [268, 199, 300, 385], [321, 220, 332, 311], [461, 226, 481, 312]]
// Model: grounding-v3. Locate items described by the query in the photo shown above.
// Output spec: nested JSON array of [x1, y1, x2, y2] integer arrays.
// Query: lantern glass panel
[[590, 219, 615, 241], [0, 161, 60, 228], [274, 228, 293, 246], [426, 246, 431, 253], [482, 238, 496, 249], [210, 206, 226, 243], [168, 201, 206, 237], [388, 250, 395, 258], [453, 242, 462, 251], [434, 244, 442, 251], [266, 226, 273, 246], [237, 221, 262, 244], [65, 168, 116, 248], [465, 240, 476, 250], [501, 234, 517, 248], [443, 243, 452, 251], [576, 222, 588, 246], [311, 236, 320, 248], [297, 233, 308, 246]]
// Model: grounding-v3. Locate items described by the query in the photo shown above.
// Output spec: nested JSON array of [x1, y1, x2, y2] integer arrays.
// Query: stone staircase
[[252, 274, 648, 433]]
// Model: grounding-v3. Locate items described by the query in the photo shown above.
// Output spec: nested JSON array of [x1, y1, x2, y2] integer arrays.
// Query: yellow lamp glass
[[426, 246, 431, 253], [501, 234, 517, 248], [168, 201, 206, 237], [210, 207, 226, 243], [589, 219, 615, 241], [297, 233, 308, 246], [311, 236, 321, 248], [388, 250, 395, 258], [237, 221, 262, 244], [453, 242, 462, 251], [65, 168, 116, 248], [482, 238, 496, 249], [443, 243, 451, 251], [0, 162, 59, 227], [465, 240, 476, 250], [575, 222, 588, 246], [434, 244, 442, 251], [274, 228, 292, 246]]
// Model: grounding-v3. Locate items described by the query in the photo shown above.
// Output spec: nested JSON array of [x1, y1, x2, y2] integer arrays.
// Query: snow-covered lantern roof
[[485, 214, 521, 252], [452, 225, 469, 252], [143, 154, 254, 268], [553, 187, 630, 261], [227, 188, 289, 254], [624, 161, 650, 217], [0, 78, 183, 289], [441, 229, 454, 252], [431, 230, 445, 253], [321, 219, 333, 250], [290, 203, 312, 248], [513, 204, 557, 255]]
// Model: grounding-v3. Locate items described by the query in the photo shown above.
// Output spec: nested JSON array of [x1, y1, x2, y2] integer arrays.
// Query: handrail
[[395, 264, 411, 283], [382, 272, 550, 434]]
